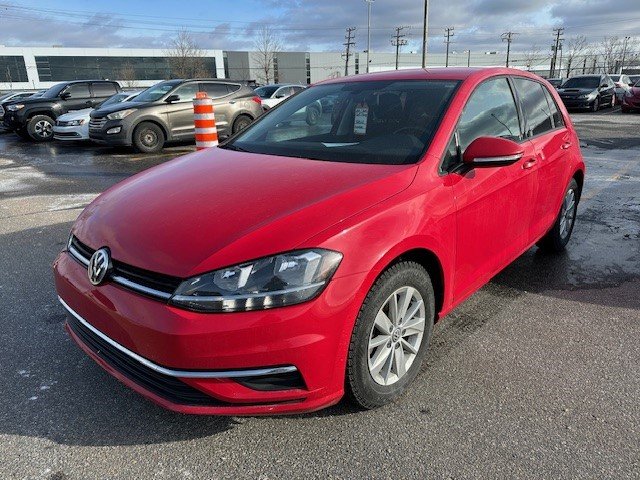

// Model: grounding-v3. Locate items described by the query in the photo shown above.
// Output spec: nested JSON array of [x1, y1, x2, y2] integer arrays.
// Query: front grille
[[66, 313, 226, 406], [89, 117, 107, 131], [54, 131, 81, 138], [69, 235, 182, 301]]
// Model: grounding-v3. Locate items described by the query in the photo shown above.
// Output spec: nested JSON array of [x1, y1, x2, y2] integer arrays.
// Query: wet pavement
[[0, 111, 639, 479]]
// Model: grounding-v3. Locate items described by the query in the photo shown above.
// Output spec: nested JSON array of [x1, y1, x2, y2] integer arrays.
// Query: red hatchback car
[[54, 68, 585, 415]]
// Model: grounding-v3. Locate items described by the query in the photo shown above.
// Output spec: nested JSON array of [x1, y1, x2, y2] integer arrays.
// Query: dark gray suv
[[89, 79, 262, 153]]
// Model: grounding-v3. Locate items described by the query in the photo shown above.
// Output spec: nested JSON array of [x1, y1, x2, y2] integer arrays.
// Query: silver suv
[[89, 79, 262, 153]]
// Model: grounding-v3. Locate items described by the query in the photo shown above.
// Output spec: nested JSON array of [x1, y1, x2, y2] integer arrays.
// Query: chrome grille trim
[[89, 117, 107, 131]]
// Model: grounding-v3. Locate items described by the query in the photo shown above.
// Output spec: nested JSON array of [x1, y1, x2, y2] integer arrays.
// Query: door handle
[[522, 158, 537, 169], [561, 142, 572, 150]]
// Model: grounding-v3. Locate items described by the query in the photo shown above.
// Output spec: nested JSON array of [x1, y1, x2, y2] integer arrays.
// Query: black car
[[556, 75, 616, 112], [89, 79, 262, 153], [3, 80, 121, 141]]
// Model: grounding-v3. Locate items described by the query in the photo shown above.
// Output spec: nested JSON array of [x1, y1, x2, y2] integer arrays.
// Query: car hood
[[4, 97, 53, 107], [629, 86, 640, 97], [91, 100, 145, 117], [57, 108, 92, 121], [73, 148, 417, 277]]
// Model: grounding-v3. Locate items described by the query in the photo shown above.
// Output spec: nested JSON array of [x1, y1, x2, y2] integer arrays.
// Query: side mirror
[[60, 91, 71, 100], [275, 93, 287, 99], [463, 136, 524, 167], [165, 94, 180, 103]]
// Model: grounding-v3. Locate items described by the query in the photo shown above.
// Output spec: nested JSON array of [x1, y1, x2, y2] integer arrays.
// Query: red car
[[622, 80, 640, 112], [54, 68, 585, 415]]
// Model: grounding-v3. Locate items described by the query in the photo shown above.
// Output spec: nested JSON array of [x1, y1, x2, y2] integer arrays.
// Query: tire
[[232, 114, 252, 134], [133, 122, 164, 153], [346, 261, 435, 409], [536, 178, 579, 253], [590, 97, 600, 112], [305, 106, 321, 125], [27, 115, 55, 141]]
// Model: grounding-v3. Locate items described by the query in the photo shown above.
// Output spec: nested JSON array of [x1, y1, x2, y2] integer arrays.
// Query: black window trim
[[438, 74, 524, 176]]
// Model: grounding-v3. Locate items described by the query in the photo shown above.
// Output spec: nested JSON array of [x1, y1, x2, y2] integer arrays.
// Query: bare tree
[[252, 26, 282, 84], [165, 29, 209, 78], [564, 35, 587, 77], [599, 36, 623, 73], [117, 62, 138, 88], [522, 45, 541, 71]]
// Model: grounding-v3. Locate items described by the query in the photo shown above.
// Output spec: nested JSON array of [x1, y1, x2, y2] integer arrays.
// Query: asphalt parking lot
[[1, 108, 639, 479]]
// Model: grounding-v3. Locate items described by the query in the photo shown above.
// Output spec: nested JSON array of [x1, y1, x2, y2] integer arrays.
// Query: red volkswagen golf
[[54, 68, 585, 415]]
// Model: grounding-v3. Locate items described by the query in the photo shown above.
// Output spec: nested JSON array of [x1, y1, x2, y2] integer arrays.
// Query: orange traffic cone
[[193, 91, 218, 150]]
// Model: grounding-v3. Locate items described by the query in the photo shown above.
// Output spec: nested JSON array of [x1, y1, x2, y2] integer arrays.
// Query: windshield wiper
[[220, 143, 250, 152]]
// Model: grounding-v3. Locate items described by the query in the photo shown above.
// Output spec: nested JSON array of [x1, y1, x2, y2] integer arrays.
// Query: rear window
[[92, 83, 118, 97], [224, 80, 459, 165]]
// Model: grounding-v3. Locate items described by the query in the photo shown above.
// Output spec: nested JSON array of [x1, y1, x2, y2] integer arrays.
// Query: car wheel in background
[[232, 114, 253, 134], [306, 106, 321, 125], [27, 115, 55, 141], [537, 178, 579, 253], [590, 97, 600, 112], [133, 122, 164, 153], [346, 261, 435, 409]]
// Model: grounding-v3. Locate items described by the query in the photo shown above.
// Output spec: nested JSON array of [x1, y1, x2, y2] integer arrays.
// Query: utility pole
[[365, 0, 374, 73], [465, 49, 471, 67], [421, 0, 429, 68], [620, 35, 631, 74], [444, 27, 454, 67], [342, 27, 356, 77], [550, 27, 564, 77], [501, 32, 517, 67], [391, 26, 408, 70]]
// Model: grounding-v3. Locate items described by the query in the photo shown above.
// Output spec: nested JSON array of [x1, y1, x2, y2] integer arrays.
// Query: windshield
[[41, 82, 68, 99], [562, 77, 600, 89], [223, 80, 459, 165], [99, 92, 131, 108], [133, 81, 180, 103], [254, 86, 279, 98]]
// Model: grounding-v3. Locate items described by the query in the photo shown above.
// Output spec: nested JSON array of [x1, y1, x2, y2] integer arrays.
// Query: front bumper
[[3, 111, 25, 130], [53, 124, 89, 141], [559, 97, 594, 109], [622, 97, 640, 111], [89, 120, 130, 146], [54, 250, 363, 415]]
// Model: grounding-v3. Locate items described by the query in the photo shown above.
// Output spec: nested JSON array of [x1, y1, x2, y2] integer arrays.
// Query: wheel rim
[[141, 130, 157, 147], [236, 119, 250, 132], [34, 120, 52, 138], [559, 188, 576, 240], [367, 286, 425, 386]]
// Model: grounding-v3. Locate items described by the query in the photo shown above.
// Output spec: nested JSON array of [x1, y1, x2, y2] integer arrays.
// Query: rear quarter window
[[92, 83, 118, 97]]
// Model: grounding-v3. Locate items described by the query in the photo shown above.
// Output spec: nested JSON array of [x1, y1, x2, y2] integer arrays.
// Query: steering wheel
[[393, 126, 424, 136]]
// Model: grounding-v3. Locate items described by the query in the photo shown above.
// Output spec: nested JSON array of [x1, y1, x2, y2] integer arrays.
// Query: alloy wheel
[[559, 188, 576, 240], [367, 286, 425, 386], [34, 120, 52, 138]]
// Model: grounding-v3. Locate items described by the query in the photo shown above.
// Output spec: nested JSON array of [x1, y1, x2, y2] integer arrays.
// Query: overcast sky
[[0, 0, 638, 55]]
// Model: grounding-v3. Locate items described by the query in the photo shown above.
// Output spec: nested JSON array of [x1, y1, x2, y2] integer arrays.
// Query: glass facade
[[0, 56, 29, 83], [34, 56, 217, 82]]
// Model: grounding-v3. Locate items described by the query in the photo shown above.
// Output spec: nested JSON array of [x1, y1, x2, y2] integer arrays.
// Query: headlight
[[106, 109, 136, 120], [65, 119, 85, 126], [7, 104, 24, 111], [170, 249, 343, 313]]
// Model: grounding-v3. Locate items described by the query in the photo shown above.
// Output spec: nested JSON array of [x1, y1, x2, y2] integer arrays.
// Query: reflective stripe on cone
[[193, 94, 218, 150]]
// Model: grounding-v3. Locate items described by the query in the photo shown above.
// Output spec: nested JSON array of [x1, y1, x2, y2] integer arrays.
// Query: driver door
[[446, 77, 538, 302]]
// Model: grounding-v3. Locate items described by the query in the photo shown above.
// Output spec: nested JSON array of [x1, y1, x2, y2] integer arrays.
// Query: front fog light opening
[[107, 127, 122, 135]]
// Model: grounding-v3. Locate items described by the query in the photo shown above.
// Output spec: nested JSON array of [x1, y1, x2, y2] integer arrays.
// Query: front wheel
[[590, 97, 600, 112], [133, 122, 164, 153], [232, 114, 252, 134], [346, 261, 435, 409], [536, 178, 579, 253], [27, 115, 55, 141]]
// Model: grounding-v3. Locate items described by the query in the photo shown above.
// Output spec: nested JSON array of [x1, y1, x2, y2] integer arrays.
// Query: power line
[[444, 27, 454, 67], [501, 31, 518, 67], [342, 27, 356, 77], [391, 26, 409, 70]]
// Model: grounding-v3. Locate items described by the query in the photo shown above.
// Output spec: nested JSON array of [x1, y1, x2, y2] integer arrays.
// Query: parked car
[[547, 78, 564, 89], [54, 67, 585, 415], [628, 75, 640, 86], [53, 91, 141, 141], [621, 81, 640, 113], [0, 91, 40, 130], [89, 79, 262, 153], [255, 84, 305, 110], [608, 73, 633, 101], [29, 90, 46, 98], [3, 80, 122, 141], [557, 75, 616, 111]]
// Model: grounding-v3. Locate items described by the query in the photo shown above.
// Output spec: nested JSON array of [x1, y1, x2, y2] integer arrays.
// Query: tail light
[[251, 96, 262, 105]]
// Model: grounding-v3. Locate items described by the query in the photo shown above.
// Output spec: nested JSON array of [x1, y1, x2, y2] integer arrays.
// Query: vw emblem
[[88, 248, 111, 286]]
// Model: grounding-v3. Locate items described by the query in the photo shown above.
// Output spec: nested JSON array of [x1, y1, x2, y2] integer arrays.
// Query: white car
[[609, 74, 633, 101], [255, 84, 306, 110], [53, 91, 140, 141]]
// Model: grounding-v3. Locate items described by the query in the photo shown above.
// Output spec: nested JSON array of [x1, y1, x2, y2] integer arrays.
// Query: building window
[[273, 56, 279, 83], [355, 54, 359, 75], [223, 52, 229, 79], [305, 53, 311, 85], [0, 56, 29, 83]]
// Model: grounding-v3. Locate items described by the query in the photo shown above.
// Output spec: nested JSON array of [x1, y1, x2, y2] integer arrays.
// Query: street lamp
[[365, 0, 374, 73]]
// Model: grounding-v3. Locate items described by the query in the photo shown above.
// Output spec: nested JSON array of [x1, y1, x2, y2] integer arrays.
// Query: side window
[[543, 87, 564, 128], [172, 83, 200, 102], [292, 86, 305, 93], [63, 83, 90, 99], [512, 78, 553, 137], [275, 87, 290, 98], [92, 83, 117, 97], [202, 83, 229, 98], [457, 77, 521, 152]]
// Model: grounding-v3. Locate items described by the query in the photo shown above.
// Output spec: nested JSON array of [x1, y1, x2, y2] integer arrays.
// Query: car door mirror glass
[[462, 136, 524, 167]]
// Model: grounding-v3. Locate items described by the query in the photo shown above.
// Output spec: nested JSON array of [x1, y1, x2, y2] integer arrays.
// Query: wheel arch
[[572, 168, 584, 202], [132, 118, 169, 142]]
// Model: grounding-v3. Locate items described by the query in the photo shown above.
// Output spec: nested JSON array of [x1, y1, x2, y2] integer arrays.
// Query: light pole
[[365, 0, 374, 73], [620, 36, 630, 74], [421, 0, 429, 68], [464, 49, 471, 67]]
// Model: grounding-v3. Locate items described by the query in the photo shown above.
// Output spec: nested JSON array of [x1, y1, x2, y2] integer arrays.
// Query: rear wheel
[[232, 114, 252, 134], [346, 261, 435, 409], [133, 122, 164, 153], [27, 115, 55, 141], [536, 178, 579, 253]]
